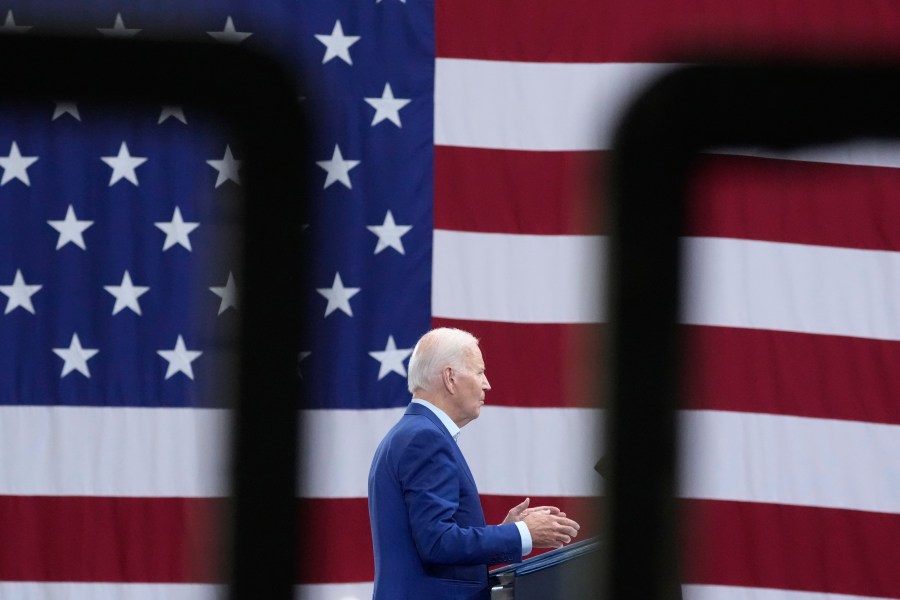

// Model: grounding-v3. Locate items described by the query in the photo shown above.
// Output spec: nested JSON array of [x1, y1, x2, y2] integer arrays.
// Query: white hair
[[407, 327, 479, 394]]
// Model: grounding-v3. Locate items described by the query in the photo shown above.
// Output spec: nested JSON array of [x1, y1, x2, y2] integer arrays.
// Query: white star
[[0, 269, 42, 314], [0, 141, 39, 186], [53, 333, 99, 378], [155, 207, 199, 251], [297, 351, 312, 377], [52, 101, 81, 122], [100, 141, 147, 186], [157, 335, 203, 380], [104, 270, 150, 316], [0, 10, 31, 33], [369, 335, 414, 380], [364, 83, 411, 127], [98, 13, 141, 37], [206, 145, 242, 188], [367, 210, 412, 255], [47, 205, 93, 250], [316, 144, 360, 189], [207, 16, 252, 43], [158, 106, 187, 124], [316, 272, 360, 317], [314, 20, 360, 65], [209, 272, 239, 315]]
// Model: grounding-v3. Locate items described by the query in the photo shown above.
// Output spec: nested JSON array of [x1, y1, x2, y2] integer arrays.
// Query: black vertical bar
[[0, 34, 310, 600], [605, 61, 900, 600]]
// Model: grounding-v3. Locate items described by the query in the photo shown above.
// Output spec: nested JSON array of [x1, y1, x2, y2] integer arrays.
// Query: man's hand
[[500, 497, 567, 525], [521, 509, 581, 549]]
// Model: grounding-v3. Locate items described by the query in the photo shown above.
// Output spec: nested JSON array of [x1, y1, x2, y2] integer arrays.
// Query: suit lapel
[[405, 403, 479, 491]]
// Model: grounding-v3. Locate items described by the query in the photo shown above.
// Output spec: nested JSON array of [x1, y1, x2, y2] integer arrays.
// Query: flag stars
[[0, 10, 31, 33], [297, 351, 312, 377], [315, 20, 360, 65], [207, 16, 252, 43], [365, 83, 411, 127], [52, 102, 81, 122], [316, 144, 360, 189], [159, 106, 187, 124], [0, 269, 42, 315], [47, 205, 93, 250], [53, 333, 99, 378], [367, 210, 412, 255], [207, 145, 242, 188], [209, 272, 239, 315], [317, 272, 360, 317], [0, 141, 39, 186], [155, 207, 199, 251], [101, 142, 147, 186], [369, 336, 413, 380], [104, 271, 150, 315], [157, 335, 203, 380], [97, 13, 141, 37]]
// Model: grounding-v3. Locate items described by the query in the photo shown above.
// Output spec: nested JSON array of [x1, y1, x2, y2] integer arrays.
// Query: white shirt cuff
[[514, 521, 533, 556]]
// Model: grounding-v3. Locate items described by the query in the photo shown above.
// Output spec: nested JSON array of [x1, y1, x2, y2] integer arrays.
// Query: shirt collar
[[411, 398, 461, 442]]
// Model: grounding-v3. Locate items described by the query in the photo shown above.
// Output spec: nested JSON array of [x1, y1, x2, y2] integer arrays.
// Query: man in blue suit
[[368, 327, 581, 599]]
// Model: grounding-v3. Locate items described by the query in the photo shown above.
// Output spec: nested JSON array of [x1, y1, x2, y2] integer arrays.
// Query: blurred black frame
[[0, 33, 310, 600], [604, 61, 900, 600]]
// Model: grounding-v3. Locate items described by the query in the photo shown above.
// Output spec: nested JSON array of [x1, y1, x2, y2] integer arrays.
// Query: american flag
[[2, 1, 900, 599]]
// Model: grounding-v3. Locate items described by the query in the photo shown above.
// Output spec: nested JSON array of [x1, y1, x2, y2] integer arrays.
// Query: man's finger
[[511, 497, 530, 514]]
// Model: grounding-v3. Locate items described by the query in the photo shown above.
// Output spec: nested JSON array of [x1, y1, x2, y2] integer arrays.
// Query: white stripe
[[9, 405, 900, 512], [0, 405, 230, 497], [680, 410, 900, 514], [435, 58, 674, 151], [0, 581, 887, 600], [432, 229, 605, 324], [296, 582, 373, 600], [299, 407, 404, 498], [301, 405, 603, 498], [0, 404, 600, 498], [0, 583, 375, 600], [683, 584, 895, 600], [7, 405, 900, 513], [457, 406, 603, 497], [682, 237, 900, 341], [434, 230, 900, 341], [716, 140, 900, 169], [435, 58, 900, 167], [0, 583, 225, 600]]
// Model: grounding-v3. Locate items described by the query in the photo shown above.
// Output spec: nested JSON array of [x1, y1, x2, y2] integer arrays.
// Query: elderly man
[[368, 327, 580, 599]]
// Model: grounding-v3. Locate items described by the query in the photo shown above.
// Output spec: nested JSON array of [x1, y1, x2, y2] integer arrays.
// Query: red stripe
[[297, 497, 374, 584], [690, 154, 900, 252], [436, 0, 900, 63], [429, 319, 900, 425], [432, 318, 604, 409], [684, 325, 900, 425], [437, 147, 900, 248], [434, 146, 604, 235], [298, 495, 601, 584], [0, 495, 222, 582], [682, 499, 900, 598], [0, 494, 599, 584]]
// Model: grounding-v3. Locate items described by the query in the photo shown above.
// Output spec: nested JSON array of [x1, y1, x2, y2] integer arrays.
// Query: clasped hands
[[500, 497, 580, 549]]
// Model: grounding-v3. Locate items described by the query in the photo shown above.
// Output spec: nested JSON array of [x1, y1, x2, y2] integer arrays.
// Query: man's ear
[[442, 366, 455, 394]]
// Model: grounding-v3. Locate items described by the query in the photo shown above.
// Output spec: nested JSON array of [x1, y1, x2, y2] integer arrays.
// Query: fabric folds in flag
[[2, 1, 900, 600]]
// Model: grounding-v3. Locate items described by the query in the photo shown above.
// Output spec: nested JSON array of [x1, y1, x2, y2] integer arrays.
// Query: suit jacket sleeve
[[400, 425, 522, 566]]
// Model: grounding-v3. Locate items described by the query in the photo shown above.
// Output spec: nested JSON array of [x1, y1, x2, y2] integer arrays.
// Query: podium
[[488, 536, 602, 599]]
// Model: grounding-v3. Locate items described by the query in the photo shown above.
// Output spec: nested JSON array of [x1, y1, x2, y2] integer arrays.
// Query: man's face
[[453, 345, 491, 427]]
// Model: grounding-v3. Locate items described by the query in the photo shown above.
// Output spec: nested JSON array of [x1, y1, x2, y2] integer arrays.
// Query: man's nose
[[483, 376, 491, 390]]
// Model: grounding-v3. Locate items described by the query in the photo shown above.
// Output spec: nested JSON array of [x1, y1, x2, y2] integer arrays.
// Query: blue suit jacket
[[368, 402, 522, 599]]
